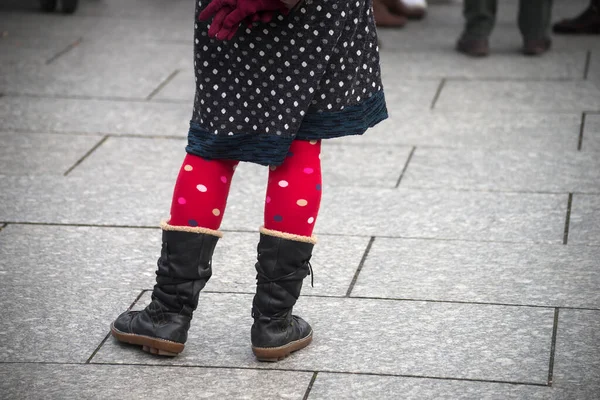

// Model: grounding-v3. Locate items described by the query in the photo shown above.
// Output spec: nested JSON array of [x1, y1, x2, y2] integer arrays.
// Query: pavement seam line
[[199, 290, 600, 312], [85, 290, 148, 364], [63, 135, 110, 176], [583, 51, 591, 80], [577, 112, 586, 151], [302, 372, 319, 400], [146, 69, 181, 101], [440, 76, 586, 82], [46, 38, 83, 65], [563, 193, 573, 245], [7, 221, 600, 248], [430, 78, 446, 110], [395, 146, 416, 188], [345, 236, 375, 297], [3, 361, 550, 387], [3, 92, 188, 104], [547, 308, 560, 386]]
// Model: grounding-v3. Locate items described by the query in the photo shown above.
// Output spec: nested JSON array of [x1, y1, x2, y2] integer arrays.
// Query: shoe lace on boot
[[306, 261, 314, 288]]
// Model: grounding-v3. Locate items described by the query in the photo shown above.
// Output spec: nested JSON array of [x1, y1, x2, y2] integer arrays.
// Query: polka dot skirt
[[187, 0, 388, 166]]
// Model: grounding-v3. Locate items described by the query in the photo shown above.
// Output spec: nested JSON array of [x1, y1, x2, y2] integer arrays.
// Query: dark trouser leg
[[518, 0, 554, 40], [461, 0, 497, 39]]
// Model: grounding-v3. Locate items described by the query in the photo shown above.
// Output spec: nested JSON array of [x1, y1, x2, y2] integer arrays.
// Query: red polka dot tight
[[264, 139, 322, 237], [168, 155, 239, 230], [168, 140, 322, 237]]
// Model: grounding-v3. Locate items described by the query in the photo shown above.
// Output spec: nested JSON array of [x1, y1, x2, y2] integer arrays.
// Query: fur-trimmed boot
[[111, 222, 220, 356], [251, 227, 315, 361]]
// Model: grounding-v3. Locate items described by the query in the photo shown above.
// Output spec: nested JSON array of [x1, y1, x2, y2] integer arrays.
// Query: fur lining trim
[[259, 226, 317, 244], [160, 220, 223, 238]]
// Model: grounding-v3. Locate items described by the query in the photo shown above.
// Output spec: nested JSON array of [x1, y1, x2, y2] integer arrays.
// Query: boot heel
[[142, 345, 179, 357], [252, 332, 313, 362]]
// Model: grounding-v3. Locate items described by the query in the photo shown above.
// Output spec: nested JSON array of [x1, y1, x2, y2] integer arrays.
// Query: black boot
[[111, 223, 220, 356], [553, 1, 600, 34], [251, 228, 315, 362]]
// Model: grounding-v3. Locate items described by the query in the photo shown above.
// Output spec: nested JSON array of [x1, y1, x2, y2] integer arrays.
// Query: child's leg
[[168, 154, 239, 230], [112, 153, 238, 357], [264, 139, 322, 237]]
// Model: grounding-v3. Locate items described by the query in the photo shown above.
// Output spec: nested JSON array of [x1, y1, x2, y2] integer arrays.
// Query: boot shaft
[[153, 228, 219, 314], [252, 232, 314, 319]]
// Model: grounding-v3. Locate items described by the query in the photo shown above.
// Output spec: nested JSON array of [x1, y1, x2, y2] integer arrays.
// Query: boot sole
[[110, 323, 184, 357], [252, 331, 313, 362]]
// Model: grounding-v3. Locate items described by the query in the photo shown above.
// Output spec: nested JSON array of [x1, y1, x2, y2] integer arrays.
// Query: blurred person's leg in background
[[456, 0, 496, 57], [519, 0, 553, 55]]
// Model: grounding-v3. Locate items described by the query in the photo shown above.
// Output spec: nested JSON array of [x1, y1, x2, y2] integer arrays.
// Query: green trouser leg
[[518, 0, 554, 40], [462, 0, 497, 39]]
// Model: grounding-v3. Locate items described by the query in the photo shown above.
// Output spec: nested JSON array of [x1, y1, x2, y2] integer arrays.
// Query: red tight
[[168, 140, 322, 237]]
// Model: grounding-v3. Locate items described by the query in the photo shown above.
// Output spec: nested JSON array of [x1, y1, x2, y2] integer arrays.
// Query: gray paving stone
[[74, 0, 193, 20], [0, 36, 76, 66], [211, 232, 370, 296], [352, 238, 600, 308], [588, 51, 599, 83], [0, 173, 567, 242], [67, 136, 184, 182], [0, 224, 158, 362], [0, 41, 188, 99], [153, 67, 195, 102], [297, 188, 566, 242], [344, 111, 581, 151], [84, 18, 193, 44], [435, 81, 600, 112], [234, 141, 412, 188], [552, 310, 600, 399], [0, 96, 190, 136], [223, 187, 566, 242], [0, 223, 363, 299], [0, 12, 102, 39], [378, 79, 441, 112], [0, 131, 101, 175], [308, 373, 553, 400], [94, 292, 554, 384], [568, 194, 600, 245], [0, 284, 138, 363], [320, 142, 412, 188], [0, 174, 173, 225], [0, 224, 158, 289], [582, 113, 600, 152], [380, 50, 586, 80], [0, 363, 312, 400], [0, 8, 192, 43], [402, 148, 600, 193], [69, 136, 409, 189]]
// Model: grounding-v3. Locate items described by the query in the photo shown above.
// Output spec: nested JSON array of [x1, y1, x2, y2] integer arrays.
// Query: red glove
[[199, 0, 238, 40], [221, 0, 288, 32], [244, 10, 276, 29], [198, 0, 290, 41]]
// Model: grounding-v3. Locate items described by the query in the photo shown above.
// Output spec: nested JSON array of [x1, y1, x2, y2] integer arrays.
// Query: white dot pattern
[[192, 0, 383, 139]]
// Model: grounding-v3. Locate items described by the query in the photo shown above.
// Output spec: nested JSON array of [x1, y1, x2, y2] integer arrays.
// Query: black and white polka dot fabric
[[187, 0, 388, 166]]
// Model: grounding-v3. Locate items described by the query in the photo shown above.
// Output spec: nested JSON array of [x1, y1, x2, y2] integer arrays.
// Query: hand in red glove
[[245, 10, 276, 28], [199, 0, 238, 40], [220, 0, 288, 35], [199, 0, 298, 41]]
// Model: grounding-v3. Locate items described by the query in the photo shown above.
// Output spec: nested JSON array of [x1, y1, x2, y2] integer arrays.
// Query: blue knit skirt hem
[[186, 91, 388, 166], [297, 91, 388, 140]]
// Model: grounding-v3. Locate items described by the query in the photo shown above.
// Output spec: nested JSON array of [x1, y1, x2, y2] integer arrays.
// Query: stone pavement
[[1, 0, 599, 398]]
